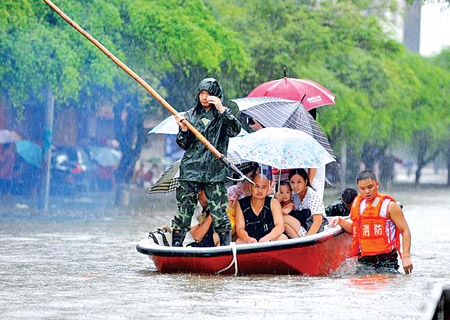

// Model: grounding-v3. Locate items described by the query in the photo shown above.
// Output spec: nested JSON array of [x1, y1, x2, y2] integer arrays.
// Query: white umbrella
[[89, 147, 122, 166], [148, 113, 248, 136], [0, 129, 21, 144], [148, 113, 185, 135]]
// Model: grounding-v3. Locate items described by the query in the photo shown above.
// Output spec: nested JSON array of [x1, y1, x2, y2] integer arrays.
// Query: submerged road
[[0, 187, 449, 319]]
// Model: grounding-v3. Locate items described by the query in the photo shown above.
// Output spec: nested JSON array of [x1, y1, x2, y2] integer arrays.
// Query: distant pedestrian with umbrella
[[0, 143, 16, 195], [171, 78, 242, 247]]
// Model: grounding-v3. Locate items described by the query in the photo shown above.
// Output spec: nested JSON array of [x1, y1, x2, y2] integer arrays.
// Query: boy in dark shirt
[[325, 188, 357, 216]]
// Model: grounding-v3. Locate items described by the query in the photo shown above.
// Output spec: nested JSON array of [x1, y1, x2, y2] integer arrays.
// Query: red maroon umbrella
[[247, 77, 335, 111]]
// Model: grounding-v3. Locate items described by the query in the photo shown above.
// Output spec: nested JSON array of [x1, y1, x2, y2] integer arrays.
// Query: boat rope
[[216, 242, 238, 276]]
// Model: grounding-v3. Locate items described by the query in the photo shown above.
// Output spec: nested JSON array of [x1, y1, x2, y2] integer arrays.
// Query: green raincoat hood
[[176, 78, 241, 183], [195, 78, 224, 103]]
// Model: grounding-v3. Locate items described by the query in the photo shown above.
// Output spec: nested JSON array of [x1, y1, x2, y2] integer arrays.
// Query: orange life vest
[[350, 193, 401, 258]]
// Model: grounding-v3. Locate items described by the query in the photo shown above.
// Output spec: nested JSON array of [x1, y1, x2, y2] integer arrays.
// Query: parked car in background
[[50, 146, 95, 196]]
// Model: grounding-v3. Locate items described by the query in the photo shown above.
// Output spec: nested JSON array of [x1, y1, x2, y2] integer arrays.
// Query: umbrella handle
[[219, 156, 255, 185], [43, 0, 250, 179]]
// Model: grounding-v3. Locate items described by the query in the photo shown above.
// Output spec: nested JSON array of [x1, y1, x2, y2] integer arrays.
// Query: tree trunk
[[380, 152, 395, 191], [361, 143, 381, 172], [414, 164, 422, 185], [0, 96, 5, 128], [447, 140, 450, 186], [340, 141, 347, 190], [415, 147, 425, 185], [414, 132, 442, 185], [414, 134, 428, 185], [113, 95, 145, 206]]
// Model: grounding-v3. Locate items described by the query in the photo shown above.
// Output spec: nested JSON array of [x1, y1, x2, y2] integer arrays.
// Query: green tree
[[211, 1, 409, 182], [0, 0, 128, 123], [1, 0, 250, 202], [2, 0, 449, 197], [430, 49, 450, 185], [211, 0, 450, 187], [402, 53, 449, 183], [120, 0, 249, 111]]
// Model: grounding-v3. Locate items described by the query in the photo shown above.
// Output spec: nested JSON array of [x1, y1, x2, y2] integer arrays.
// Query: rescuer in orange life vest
[[330, 170, 413, 274]]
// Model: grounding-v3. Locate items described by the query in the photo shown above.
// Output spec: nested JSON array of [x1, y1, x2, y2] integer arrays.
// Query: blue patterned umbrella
[[228, 127, 335, 169], [148, 128, 331, 194]]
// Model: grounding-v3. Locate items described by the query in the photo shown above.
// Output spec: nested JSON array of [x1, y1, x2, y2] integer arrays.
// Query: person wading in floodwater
[[171, 78, 241, 247], [330, 170, 413, 274]]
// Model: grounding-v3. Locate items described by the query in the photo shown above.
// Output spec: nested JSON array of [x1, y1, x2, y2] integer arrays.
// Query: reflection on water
[[0, 187, 449, 319], [347, 273, 395, 290]]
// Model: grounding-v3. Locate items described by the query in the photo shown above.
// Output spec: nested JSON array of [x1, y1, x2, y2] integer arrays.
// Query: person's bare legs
[[272, 233, 288, 241], [283, 215, 301, 238], [284, 224, 298, 238], [213, 233, 220, 246]]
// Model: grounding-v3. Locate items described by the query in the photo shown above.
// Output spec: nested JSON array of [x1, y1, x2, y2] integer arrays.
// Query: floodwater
[[0, 187, 449, 319]]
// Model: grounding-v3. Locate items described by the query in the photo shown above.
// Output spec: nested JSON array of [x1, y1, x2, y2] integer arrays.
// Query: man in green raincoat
[[172, 78, 242, 247]]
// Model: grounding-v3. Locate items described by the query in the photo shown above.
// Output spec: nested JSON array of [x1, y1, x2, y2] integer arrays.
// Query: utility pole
[[404, 0, 421, 53], [0, 98, 5, 129], [341, 141, 347, 190], [39, 86, 54, 211]]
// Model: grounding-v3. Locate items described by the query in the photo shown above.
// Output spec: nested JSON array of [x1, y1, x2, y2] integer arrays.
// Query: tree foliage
[[1, 0, 449, 187], [210, 0, 450, 184], [118, 0, 250, 113], [0, 0, 127, 112]]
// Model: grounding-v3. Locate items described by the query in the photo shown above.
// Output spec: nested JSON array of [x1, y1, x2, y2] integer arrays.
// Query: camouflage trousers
[[171, 180, 231, 233]]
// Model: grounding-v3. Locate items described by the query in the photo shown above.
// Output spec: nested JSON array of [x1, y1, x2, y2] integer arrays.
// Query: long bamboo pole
[[42, 0, 252, 183]]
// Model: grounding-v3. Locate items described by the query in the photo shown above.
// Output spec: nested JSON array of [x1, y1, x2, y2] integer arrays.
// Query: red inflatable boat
[[136, 225, 352, 276]]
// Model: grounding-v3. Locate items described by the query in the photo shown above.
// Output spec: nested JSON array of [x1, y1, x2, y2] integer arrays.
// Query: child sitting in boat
[[183, 189, 219, 247], [235, 172, 288, 244], [275, 181, 307, 238], [275, 181, 295, 215]]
